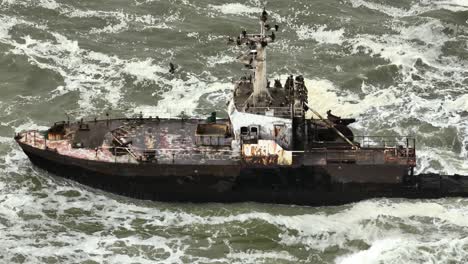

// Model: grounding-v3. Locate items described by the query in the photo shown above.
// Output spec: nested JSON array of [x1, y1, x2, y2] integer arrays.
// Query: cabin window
[[240, 126, 249, 135], [250, 126, 258, 136]]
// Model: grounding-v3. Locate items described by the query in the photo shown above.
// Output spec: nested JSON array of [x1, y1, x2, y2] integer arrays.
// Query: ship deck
[[19, 118, 238, 165], [18, 117, 416, 167], [233, 80, 292, 117]]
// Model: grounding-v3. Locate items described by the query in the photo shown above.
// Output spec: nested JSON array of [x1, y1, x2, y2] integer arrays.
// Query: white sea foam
[[209, 3, 262, 15], [0, 15, 19, 38], [349, 0, 418, 17], [0, 0, 59, 9], [90, 20, 128, 34], [0, 143, 28, 175], [421, 0, 468, 12], [84, 11, 175, 33], [14, 121, 50, 133], [445, 94, 468, 112], [227, 250, 298, 262], [123, 58, 167, 83], [349, 20, 449, 74], [304, 78, 402, 118], [3, 0, 177, 34], [38, 0, 59, 10], [92, 199, 467, 237], [335, 237, 405, 264], [0, 0, 16, 6], [133, 78, 231, 118], [337, 236, 468, 263], [206, 53, 236, 67], [0, 136, 11, 144], [349, 0, 468, 17], [296, 25, 345, 44]]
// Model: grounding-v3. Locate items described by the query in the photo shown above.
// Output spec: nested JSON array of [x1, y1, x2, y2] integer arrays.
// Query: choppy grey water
[[0, 0, 467, 263]]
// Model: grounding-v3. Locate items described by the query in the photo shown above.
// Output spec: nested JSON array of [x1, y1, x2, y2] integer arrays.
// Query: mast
[[235, 9, 279, 106]]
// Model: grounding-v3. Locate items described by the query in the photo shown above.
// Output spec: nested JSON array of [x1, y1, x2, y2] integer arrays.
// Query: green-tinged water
[[0, 0, 467, 263]]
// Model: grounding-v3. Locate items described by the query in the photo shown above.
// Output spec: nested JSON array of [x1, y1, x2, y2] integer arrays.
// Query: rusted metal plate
[[242, 139, 292, 165], [384, 148, 416, 165], [195, 123, 229, 136]]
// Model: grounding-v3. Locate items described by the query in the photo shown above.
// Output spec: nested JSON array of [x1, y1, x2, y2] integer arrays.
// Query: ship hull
[[19, 142, 468, 205]]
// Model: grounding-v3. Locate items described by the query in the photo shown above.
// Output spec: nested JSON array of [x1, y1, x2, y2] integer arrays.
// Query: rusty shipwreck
[[15, 11, 468, 205]]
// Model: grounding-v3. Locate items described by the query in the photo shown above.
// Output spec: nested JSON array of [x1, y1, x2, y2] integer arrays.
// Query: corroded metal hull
[[19, 141, 468, 205]]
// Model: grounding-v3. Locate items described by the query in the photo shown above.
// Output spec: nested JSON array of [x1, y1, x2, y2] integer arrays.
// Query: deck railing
[[97, 146, 239, 164], [236, 106, 304, 118], [63, 108, 229, 122], [304, 148, 416, 165], [354, 135, 416, 149]]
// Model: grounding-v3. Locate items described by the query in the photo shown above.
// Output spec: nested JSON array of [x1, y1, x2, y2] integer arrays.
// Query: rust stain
[[242, 140, 292, 165], [384, 148, 416, 165]]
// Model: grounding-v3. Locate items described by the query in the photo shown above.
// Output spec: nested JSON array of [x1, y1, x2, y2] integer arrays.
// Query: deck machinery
[[15, 11, 468, 205]]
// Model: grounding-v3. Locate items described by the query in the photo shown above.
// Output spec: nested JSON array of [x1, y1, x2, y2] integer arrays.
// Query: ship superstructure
[[14, 10, 468, 205]]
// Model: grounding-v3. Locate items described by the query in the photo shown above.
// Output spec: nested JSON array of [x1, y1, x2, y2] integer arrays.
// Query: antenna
[[230, 9, 280, 106]]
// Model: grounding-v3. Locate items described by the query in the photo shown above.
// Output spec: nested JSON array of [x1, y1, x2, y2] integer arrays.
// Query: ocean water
[[0, 0, 467, 263]]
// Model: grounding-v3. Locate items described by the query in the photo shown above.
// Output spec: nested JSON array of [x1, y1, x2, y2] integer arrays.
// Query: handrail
[[354, 135, 416, 138], [241, 106, 291, 110], [64, 108, 229, 121], [98, 146, 235, 153], [354, 135, 416, 149], [99, 145, 239, 164], [305, 148, 415, 165]]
